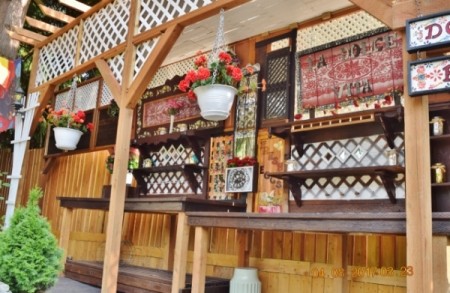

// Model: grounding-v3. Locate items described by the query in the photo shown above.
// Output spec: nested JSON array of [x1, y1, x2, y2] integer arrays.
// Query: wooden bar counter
[[57, 196, 246, 292]]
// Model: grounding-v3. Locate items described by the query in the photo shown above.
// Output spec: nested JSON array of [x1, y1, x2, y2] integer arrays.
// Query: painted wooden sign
[[298, 31, 403, 110], [408, 55, 450, 96], [406, 10, 450, 53], [142, 94, 199, 128]]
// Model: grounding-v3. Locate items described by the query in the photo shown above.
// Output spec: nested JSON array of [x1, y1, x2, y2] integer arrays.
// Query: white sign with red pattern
[[408, 55, 450, 96]]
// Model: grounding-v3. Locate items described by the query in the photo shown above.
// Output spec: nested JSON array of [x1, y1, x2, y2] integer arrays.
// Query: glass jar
[[430, 116, 445, 136], [431, 163, 446, 183]]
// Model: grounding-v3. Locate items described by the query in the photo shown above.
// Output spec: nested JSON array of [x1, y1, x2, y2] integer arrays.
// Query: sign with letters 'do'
[[408, 55, 450, 96], [406, 10, 450, 53]]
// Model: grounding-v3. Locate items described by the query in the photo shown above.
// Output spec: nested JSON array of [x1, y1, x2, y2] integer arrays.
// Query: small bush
[[0, 187, 62, 293]]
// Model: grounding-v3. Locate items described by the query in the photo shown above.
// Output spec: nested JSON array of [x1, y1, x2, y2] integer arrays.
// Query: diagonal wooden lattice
[[55, 80, 99, 111], [140, 144, 205, 195], [134, 38, 160, 79], [35, 26, 79, 86], [265, 53, 289, 119], [138, 0, 213, 34], [297, 11, 386, 53], [290, 133, 405, 200], [79, 0, 130, 64], [106, 52, 126, 85], [101, 82, 114, 106]]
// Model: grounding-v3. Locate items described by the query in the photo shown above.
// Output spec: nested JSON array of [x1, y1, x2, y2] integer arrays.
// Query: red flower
[[187, 90, 197, 102], [194, 54, 207, 67], [294, 113, 302, 120], [219, 51, 232, 64], [197, 67, 211, 80], [178, 79, 190, 92]]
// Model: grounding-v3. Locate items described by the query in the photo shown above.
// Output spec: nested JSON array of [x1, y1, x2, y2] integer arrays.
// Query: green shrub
[[0, 187, 62, 293]]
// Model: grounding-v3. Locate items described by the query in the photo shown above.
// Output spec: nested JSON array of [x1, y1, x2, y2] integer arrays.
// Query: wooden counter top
[[57, 196, 246, 213], [186, 211, 450, 235]]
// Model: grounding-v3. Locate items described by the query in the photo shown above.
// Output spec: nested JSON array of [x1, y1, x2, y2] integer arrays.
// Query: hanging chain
[[67, 75, 78, 112], [210, 9, 225, 84], [414, 0, 422, 17]]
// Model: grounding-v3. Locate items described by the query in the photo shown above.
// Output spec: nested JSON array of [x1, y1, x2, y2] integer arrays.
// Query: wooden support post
[[236, 230, 249, 267], [171, 212, 190, 293], [432, 236, 449, 293], [402, 32, 433, 293], [59, 207, 73, 270], [191, 226, 210, 293]]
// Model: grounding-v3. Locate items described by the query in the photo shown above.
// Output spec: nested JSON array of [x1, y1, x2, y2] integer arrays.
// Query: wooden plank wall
[[0, 147, 409, 292], [0, 149, 12, 218]]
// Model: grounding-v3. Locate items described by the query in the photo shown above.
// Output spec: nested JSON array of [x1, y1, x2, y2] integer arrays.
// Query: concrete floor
[[47, 277, 101, 293]]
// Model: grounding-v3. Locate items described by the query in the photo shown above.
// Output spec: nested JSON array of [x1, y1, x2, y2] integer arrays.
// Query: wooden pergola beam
[[36, 3, 75, 24], [59, 0, 91, 13], [6, 30, 39, 46], [25, 16, 60, 34], [127, 24, 184, 108], [95, 59, 122, 102], [12, 26, 46, 42]]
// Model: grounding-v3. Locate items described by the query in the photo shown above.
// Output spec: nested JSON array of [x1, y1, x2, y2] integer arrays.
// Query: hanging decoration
[[178, 9, 243, 121]]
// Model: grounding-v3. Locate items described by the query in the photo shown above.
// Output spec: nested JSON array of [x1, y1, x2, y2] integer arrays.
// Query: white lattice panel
[[297, 11, 386, 52], [79, 0, 130, 64], [106, 52, 126, 85], [134, 38, 160, 79], [290, 134, 405, 200], [55, 80, 99, 111], [35, 26, 79, 86], [101, 83, 114, 106], [138, 0, 213, 34]]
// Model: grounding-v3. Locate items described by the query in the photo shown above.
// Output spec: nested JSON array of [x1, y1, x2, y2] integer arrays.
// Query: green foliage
[[0, 187, 62, 293]]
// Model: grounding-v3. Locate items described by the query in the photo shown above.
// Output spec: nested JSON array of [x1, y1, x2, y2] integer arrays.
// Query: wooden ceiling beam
[[37, 3, 76, 24], [25, 16, 60, 34], [58, 0, 91, 13]]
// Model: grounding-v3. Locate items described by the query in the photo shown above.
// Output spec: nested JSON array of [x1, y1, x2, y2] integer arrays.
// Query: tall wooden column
[[402, 32, 433, 292]]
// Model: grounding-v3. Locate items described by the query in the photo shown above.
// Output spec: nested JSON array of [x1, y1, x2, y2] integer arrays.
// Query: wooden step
[[65, 260, 229, 293]]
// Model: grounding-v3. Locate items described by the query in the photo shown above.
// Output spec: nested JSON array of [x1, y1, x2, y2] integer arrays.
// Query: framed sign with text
[[298, 31, 403, 112], [406, 10, 450, 53], [408, 55, 450, 96]]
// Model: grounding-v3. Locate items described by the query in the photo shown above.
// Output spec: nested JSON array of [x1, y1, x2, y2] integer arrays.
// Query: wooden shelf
[[431, 182, 450, 188], [269, 106, 404, 157], [430, 134, 450, 141], [266, 165, 405, 206]]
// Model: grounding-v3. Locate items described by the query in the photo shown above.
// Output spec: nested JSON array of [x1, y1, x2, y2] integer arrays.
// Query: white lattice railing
[[35, 0, 217, 88], [55, 80, 104, 111], [138, 0, 214, 34]]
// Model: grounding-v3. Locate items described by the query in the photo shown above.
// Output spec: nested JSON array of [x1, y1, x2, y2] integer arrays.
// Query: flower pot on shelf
[[194, 84, 237, 121], [53, 127, 83, 151]]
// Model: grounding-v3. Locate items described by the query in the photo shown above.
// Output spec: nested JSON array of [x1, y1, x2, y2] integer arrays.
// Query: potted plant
[[46, 107, 94, 151], [178, 51, 243, 121], [166, 98, 187, 133]]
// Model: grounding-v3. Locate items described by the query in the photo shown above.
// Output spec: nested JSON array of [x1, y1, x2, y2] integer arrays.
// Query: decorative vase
[[194, 84, 237, 121], [53, 127, 83, 151], [230, 267, 261, 293]]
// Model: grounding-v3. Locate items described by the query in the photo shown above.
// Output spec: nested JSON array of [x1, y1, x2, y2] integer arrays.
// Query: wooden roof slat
[[25, 16, 60, 34], [12, 26, 46, 42], [37, 3, 76, 24], [59, 0, 91, 13], [6, 30, 39, 46]]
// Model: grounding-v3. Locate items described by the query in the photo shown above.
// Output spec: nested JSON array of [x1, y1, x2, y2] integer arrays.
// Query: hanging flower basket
[[194, 84, 237, 121], [53, 127, 83, 151]]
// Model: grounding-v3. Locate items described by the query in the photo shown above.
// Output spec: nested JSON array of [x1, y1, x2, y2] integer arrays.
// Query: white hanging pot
[[230, 267, 261, 293], [53, 127, 83, 151], [194, 84, 237, 121]]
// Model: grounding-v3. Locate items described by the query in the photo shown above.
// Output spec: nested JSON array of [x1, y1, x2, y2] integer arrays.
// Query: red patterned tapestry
[[298, 31, 403, 109]]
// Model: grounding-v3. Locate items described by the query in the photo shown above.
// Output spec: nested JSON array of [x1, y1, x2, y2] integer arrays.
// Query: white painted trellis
[[4, 92, 40, 228]]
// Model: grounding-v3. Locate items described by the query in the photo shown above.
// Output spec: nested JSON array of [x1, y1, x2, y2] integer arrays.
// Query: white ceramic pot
[[194, 84, 237, 121], [230, 267, 261, 293], [53, 127, 83, 151]]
